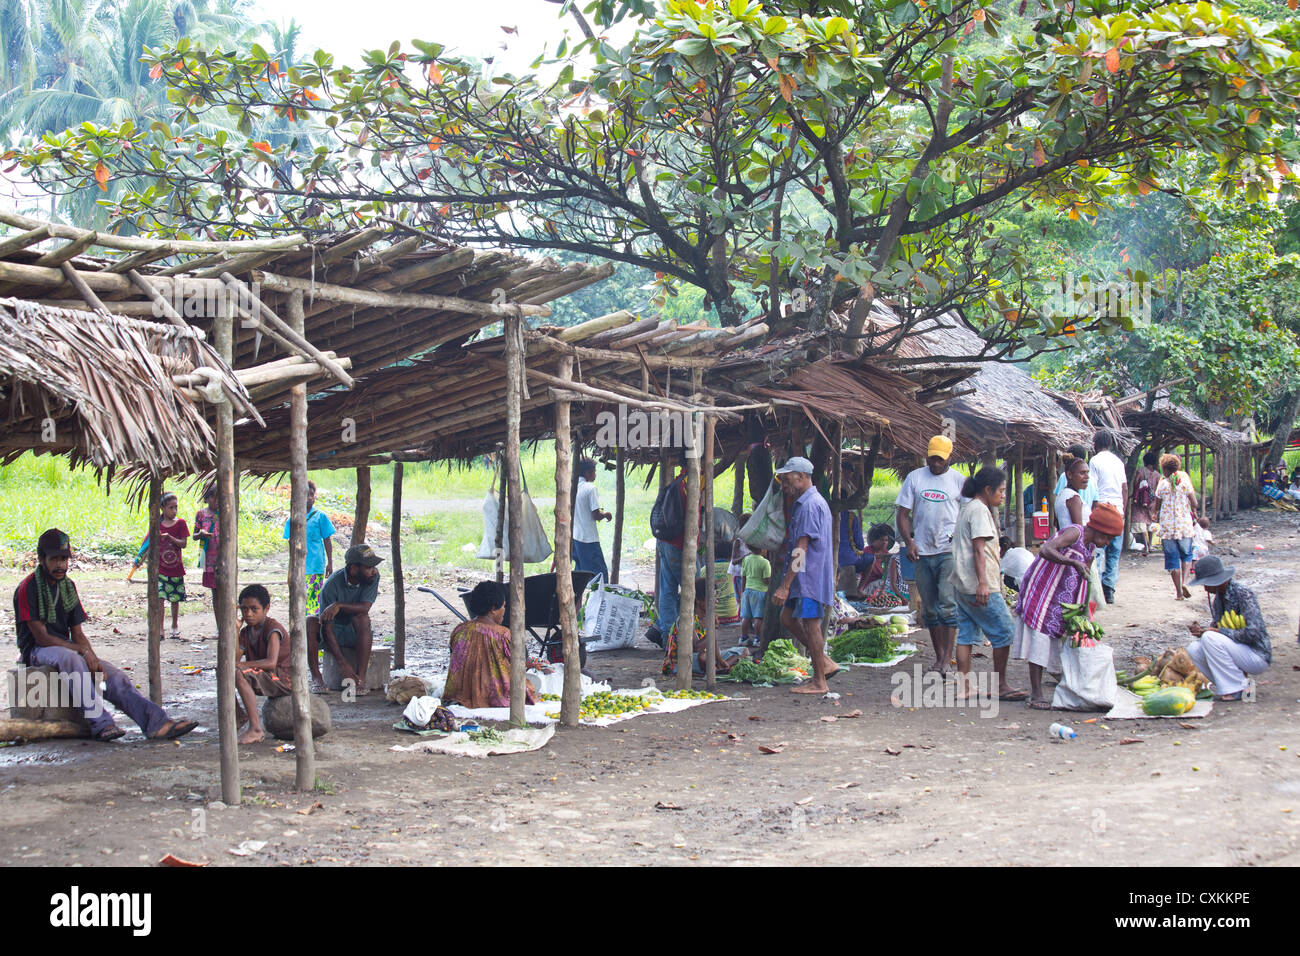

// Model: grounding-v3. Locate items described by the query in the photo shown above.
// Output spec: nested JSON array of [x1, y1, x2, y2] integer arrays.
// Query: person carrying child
[[128, 492, 190, 640], [739, 546, 770, 646], [234, 583, 291, 743]]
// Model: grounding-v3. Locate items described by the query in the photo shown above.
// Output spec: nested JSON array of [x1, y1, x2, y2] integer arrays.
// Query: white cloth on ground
[[1186, 630, 1268, 696]]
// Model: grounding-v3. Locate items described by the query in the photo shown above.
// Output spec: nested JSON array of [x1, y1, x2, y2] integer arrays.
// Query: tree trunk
[[495, 453, 507, 584], [286, 289, 315, 791], [504, 314, 528, 727], [352, 466, 370, 545], [146, 476, 163, 705], [703, 414, 717, 691], [391, 462, 406, 670], [553, 355, 582, 726], [1266, 390, 1300, 469], [214, 303, 240, 805]]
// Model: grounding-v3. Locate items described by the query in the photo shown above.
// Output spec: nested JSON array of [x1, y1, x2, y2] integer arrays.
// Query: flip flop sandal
[[1027, 699, 1053, 710], [165, 719, 198, 740], [999, 690, 1029, 701], [93, 725, 127, 742]]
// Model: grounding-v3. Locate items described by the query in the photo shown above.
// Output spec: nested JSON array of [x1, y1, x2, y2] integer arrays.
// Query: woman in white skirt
[[1013, 503, 1124, 709], [1184, 555, 1271, 701]]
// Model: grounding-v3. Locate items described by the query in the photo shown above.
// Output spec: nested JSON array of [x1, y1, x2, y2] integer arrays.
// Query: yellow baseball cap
[[927, 435, 954, 460]]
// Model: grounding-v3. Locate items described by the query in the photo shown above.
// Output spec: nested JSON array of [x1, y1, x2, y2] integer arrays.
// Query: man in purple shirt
[[769, 457, 838, 694]]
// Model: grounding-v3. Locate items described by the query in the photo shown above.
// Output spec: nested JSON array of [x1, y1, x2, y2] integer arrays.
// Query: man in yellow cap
[[896, 435, 966, 678]]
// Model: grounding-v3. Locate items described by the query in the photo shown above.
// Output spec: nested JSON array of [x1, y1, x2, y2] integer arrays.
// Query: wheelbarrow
[[417, 570, 595, 666]]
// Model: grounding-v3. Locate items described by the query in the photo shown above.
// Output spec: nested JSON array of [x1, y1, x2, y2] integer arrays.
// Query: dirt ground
[[2, 511, 1298, 867]]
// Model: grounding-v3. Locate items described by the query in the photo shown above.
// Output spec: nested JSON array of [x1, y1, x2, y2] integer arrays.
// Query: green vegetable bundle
[[829, 627, 898, 664], [765, 639, 812, 672]]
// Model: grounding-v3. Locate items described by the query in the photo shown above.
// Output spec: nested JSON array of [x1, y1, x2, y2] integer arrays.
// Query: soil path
[[2, 512, 1298, 865]]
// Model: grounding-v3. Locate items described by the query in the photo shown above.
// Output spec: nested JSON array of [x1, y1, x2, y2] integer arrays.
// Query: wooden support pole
[[1199, 444, 1207, 514], [656, 445, 668, 611], [286, 289, 315, 791], [392, 462, 406, 671], [703, 413, 717, 691], [1047, 452, 1059, 533], [678, 379, 703, 690], [553, 356, 581, 725], [494, 453, 507, 584], [828, 423, 843, 640], [146, 476, 163, 706], [213, 302, 240, 805], [504, 314, 528, 727], [1014, 450, 1025, 548], [611, 445, 625, 585], [352, 467, 371, 546]]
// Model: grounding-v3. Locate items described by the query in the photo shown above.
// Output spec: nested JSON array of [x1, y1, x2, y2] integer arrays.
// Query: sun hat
[[1185, 554, 1234, 588]]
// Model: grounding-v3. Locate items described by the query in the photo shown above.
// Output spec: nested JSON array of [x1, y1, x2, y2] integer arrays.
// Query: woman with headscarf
[[1013, 503, 1124, 709], [1153, 452, 1199, 601]]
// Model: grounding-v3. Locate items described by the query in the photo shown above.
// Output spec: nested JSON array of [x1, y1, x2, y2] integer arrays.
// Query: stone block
[[6, 666, 93, 725], [322, 645, 391, 691], [261, 694, 331, 741]]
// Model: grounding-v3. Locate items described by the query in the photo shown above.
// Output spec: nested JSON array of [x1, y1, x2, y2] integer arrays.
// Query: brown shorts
[[239, 666, 290, 698]]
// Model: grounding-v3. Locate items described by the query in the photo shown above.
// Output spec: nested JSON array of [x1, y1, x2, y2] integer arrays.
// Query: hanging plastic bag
[[739, 480, 785, 552], [476, 472, 553, 564]]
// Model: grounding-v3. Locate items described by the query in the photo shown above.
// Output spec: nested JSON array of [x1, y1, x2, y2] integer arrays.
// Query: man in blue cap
[[769, 457, 837, 694]]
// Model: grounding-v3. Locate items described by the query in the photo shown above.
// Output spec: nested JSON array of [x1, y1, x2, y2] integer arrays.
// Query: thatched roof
[[0, 296, 250, 476], [866, 310, 1098, 455], [1119, 390, 1247, 451]]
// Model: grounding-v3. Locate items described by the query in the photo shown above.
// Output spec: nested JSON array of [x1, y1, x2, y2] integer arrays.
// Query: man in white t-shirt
[[895, 435, 968, 677], [1088, 430, 1129, 604], [572, 459, 611, 583]]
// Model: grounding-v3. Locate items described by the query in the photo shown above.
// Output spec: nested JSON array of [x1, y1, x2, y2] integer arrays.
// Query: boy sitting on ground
[[235, 584, 291, 744]]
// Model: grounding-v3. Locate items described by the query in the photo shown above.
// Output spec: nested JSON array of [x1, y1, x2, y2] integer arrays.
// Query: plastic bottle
[[1049, 722, 1077, 739], [1040, 497, 1048, 513]]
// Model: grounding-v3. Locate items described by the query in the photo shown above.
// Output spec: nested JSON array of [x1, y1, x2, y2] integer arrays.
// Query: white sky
[[248, 0, 597, 70]]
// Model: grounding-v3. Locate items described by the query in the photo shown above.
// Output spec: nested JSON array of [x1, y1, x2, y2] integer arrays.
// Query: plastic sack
[[476, 490, 553, 564], [402, 695, 442, 728], [1052, 642, 1118, 711], [582, 583, 643, 652], [740, 481, 785, 551]]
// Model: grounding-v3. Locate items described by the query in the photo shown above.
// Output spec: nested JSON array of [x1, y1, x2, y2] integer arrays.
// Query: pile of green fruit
[[539, 693, 560, 701], [547, 691, 654, 722], [829, 627, 899, 664], [660, 689, 725, 700]]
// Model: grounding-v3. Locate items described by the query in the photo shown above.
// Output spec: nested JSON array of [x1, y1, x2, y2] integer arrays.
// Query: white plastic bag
[[402, 695, 442, 728], [582, 584, 643, 652], [476, 490, 553, 563], [1052, 642, 1118, 711], [740, 481, 785, 551]]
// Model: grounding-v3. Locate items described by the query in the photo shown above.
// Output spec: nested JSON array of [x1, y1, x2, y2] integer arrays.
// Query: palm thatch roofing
[[0, 296, 250, 476], [863, 308, 1099, 455], [0, 211, 615, 471], [1116, 389, 1247, 452]]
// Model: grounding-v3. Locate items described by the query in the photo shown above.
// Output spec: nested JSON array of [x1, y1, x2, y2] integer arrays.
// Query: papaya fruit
[[1142, 686, 1196, 716]]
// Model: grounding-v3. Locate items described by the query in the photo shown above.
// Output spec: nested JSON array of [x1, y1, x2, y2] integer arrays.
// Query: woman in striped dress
[[1013, 503, 1125, 709]]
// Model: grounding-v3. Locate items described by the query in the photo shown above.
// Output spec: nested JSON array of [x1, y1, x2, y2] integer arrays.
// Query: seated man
[[1185, 555, 1271, 701], [13, 529, 197, 742], [307, 543, 381, 694]]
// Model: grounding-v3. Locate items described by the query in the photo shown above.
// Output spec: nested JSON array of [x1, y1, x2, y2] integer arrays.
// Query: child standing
[[728, 514, 752, 604], [128, 492, 190, 639], [234, 584, 291, 744], [739, 546, 770, 646], [283, 480, 336, 617], [193, 484, 220, 594]]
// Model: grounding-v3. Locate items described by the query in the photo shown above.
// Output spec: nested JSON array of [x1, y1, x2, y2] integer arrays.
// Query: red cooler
[[1032, 511, 1050, 540]]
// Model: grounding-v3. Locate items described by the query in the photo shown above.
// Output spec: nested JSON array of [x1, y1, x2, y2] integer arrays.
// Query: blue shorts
[[740, 588, 767, 620], [784, 596, 824, 619], [954, 591, 1014, 649], [1162, 537, 1193, 571]]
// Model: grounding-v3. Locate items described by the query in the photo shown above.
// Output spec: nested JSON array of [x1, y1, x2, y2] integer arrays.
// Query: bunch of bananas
[[1217, 610, 1246, 631], [1130, 674, 1162, 697]]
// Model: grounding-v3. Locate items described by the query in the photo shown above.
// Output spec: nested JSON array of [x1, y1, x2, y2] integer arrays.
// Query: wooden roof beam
[[105, 244, 179, 274], [36, 232, 98, 268], [0, 225, 51, 257], [253, 270, 553, 320], [0, 211, 308, 254]]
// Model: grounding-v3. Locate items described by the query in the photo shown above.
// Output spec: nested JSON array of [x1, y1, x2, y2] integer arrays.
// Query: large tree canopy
[[13, 0, 1300, 356]]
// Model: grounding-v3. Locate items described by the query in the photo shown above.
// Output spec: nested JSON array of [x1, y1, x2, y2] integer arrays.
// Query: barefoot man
[[769, 457, 838, 695], [307, 543, 381, 694]]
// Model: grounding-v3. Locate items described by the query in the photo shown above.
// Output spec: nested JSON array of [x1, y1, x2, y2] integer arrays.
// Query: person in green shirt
[[739, 547, 771, 646]]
